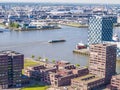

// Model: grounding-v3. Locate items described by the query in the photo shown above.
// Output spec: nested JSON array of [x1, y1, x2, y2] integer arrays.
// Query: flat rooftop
[[0, 50, 23, 56], [112, 74, 120, 79], [90, 43, 116, 47], [76, 66, 88, 70], [72, 74, 104, 84]]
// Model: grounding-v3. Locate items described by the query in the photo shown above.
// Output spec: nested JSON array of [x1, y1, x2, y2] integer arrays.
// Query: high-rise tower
[[89, 44, 117, 83], [0, 50, 24, 89], [88, 16, 117, 45]]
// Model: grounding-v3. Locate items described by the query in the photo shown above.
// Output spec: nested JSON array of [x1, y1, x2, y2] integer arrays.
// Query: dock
[[73, 49, 90, 56]]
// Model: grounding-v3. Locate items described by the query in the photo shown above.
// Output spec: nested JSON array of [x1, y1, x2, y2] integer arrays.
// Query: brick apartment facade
[[71, 44, 117, 90], [0, 50, 24, 89], [89, 44, 117, 83], [25, 61, 89, 87], [25, 64, 57, 84], [50, 69, 75, 87], [50, 67, 89, 87], [71, 74, 105, 90], [111, 74, 120, 90], [0, 54, 8, 89]]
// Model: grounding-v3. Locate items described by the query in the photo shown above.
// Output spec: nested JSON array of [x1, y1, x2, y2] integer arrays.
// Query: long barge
[[0, 30, 3, 33], [48, 40, 66, 43]]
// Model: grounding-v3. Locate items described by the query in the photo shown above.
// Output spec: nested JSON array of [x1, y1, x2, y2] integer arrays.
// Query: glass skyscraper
[[88, 16, 117, 45]]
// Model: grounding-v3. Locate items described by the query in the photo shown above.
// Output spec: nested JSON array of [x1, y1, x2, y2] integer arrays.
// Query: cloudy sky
[[0, 0, 120, 4]]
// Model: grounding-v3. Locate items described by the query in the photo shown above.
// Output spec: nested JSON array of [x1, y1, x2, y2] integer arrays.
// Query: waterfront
[[0, 25, 120, 73]]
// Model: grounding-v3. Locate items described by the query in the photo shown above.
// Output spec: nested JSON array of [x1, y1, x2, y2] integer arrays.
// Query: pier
[[73, 49, 90, 56]]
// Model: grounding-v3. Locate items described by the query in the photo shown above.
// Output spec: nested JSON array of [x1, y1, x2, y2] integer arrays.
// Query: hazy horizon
[[0, 0, 120, 4]]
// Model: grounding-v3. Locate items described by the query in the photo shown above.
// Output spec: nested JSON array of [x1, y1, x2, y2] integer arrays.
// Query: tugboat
[[76, 43, 87, 50], [48, 39, 66, 43]]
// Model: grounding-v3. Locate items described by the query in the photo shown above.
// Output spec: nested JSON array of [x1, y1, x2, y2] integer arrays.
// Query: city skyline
[[0, 0, 120, 4]]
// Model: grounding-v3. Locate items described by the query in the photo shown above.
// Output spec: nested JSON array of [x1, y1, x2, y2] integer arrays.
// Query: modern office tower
[[89, 44, 117, 83], [88, 16, 117, 45], [0, 50, 24, 89]]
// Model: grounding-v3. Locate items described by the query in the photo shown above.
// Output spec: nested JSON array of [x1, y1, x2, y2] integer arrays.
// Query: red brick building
[[89, 44, 117, 83], [0, 50, 24, 89], [111, 74, 120, 90]]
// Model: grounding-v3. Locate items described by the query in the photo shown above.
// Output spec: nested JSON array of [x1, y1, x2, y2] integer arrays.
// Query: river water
[[0, 26, 120, 73]]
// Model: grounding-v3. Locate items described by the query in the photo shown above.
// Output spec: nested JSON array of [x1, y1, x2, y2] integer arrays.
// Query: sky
[[0, 0, 120, 4]]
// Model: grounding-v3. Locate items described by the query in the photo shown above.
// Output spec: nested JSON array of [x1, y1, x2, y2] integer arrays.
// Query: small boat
[[48, 39, 66, 43], [76, 43, 87, 49]]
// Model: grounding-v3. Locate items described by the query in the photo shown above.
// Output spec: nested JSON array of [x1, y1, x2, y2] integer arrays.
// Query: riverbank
[[73, 49, 90, 56], [60, 23, 120, 28], [60, 23, 88, 28], [73, 49, 120, 62], [7, 26, 61, 31], [0, 23, 61, 31], [0, 23, 7, 29]]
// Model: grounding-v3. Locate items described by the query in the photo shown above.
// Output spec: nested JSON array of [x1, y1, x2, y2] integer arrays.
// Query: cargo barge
[[0, 30, 3, 33], [48, 40, 66, 43]]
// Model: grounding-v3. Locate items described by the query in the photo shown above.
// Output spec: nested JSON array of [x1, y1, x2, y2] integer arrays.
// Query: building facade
[[111, 74, 120, 90], [71, 74, 105, 90], [25, 64, 57, 84], [89, 44, 117, 83], [0, 54, 8, 89], [88, 16, 116, 45], [0, 50, 24, 89], [50, 67, 89, 87], [71, 43, 117, 90]]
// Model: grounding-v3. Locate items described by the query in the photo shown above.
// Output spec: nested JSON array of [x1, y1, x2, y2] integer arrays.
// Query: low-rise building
[[64, 64, 76, 70], [25, 60, 89, 87], [72, 67, 89, 77], [50, 67, 89, 87], [50, 69, 75, 87], [71, 74, 105, 90], [24, 64, 57, 84]]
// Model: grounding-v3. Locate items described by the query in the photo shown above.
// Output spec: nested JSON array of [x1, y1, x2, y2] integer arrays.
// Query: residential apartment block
[[25, 61, 89, 87], [0, 50, 24, 89], [50, 67, 89, 87], [71, 43, 117, 90], [71, 74, 105, 90], [25, 64, 57, 84], [111, 74, 120, 90], [89, 44, 117, 83], [0, 53, 8, 89], [24, 44, 117, 90]]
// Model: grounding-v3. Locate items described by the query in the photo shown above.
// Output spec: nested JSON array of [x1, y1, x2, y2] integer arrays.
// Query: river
[[0, 26, 120, 73]]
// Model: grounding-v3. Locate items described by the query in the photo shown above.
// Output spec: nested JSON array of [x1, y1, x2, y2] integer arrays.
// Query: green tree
[[9, 22, 20, 28], [45, 58, 48, 62], [31, 55, 35, 59], [38, 56, 41, 61], [14, 23, 19, 28], [52, 59, 55, 63], [75, 64, 80, 67]]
